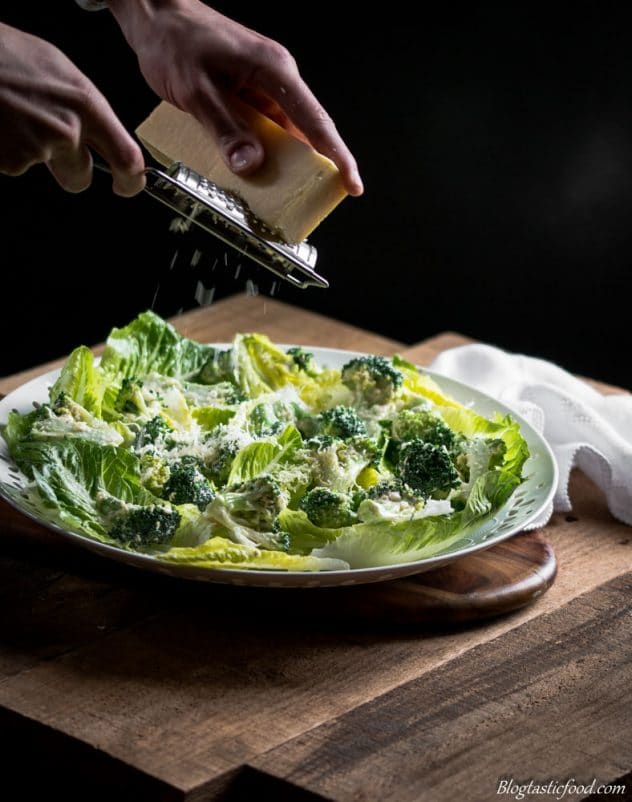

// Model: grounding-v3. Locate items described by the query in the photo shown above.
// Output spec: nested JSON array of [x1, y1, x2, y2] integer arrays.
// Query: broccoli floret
[[356, 478, 426, 523], [367, 478, 420, 502], [162, 456, 215, 511], [320, 405, 367, 439], [294, 408, 320, 439], [350, 487, 368, 510], [286, 346, 318, 377], [215, 474, 288, 531], [341, 355, 403, 405], [391, 407, 458, 450], [300, 487, 357, 528], [109, 504, 180, 548], [115, 377, 146, 415], [140, 453, 170, 495], [304, 435, 378, 494], [250, 402, 284, 437], [206, 438, 240, 485], [397, 439, 460, 498], [305, 434, 336, 451], [135, 415, 174, 451], [198, 348, 235, 385]]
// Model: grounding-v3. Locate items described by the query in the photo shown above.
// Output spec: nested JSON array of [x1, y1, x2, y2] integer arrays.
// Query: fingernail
[[351, 170, 364, 196], [229, 144, 257, 173]]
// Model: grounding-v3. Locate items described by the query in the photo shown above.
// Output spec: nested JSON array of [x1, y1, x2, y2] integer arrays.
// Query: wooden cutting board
[[0, 297, 629, 802]]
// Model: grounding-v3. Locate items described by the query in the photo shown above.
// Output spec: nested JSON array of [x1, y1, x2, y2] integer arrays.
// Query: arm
[[106, 0, 363, 195], [0, 21, 145, 195]]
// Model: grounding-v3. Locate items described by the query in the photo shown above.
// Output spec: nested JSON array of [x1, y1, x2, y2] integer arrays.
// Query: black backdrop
[[2, 3, 632, 387]]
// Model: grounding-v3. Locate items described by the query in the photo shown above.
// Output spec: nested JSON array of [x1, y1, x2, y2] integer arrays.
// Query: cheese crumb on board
[[136, 101, 348, 243]]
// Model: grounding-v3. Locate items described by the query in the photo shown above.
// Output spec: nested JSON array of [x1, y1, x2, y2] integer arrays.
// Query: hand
[[108, 0, 363, 195], [0, 22, 145, 196]]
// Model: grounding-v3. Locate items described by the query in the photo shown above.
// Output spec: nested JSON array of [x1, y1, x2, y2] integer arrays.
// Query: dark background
[[2, 3, 632, 386]]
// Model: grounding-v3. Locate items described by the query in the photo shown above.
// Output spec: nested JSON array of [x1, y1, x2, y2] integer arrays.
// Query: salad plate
[[0, 319, 557, 588]]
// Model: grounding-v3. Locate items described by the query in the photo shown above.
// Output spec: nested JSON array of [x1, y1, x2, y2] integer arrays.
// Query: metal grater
[[96, 161, 327, 289]]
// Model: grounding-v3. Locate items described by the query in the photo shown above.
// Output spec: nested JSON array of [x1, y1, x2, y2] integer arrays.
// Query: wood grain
[[249, 573, 632, 802], [0, 297, 629, 800]]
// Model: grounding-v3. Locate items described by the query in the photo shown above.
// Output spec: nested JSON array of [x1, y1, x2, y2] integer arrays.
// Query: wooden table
[[0, 295, 630, 802]]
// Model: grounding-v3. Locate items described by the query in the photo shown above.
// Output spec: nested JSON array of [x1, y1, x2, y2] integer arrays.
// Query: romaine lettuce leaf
[[192, 406, 236, 430], [50, 345, 105, 417], [285, 467, 519, 568], [12, 439, 159, 541], [100, 310, 214, 383], [227, 424, 302, 485], [159, 535, 348, 571]]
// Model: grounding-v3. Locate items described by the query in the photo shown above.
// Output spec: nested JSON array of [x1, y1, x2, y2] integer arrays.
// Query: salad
[[2, 312, 529, 572]]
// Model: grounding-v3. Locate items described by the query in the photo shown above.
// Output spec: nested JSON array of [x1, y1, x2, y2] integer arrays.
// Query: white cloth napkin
[[428, 344, 632, 528]]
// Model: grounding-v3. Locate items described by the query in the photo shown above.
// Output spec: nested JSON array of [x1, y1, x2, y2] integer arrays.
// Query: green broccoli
[[319, 405, 368, 439], [197, 348, 235, 385], [115, 377, 146, 415], [341, 355, 403, 405], [397, 439, 460, 498], [300, 487, 357, 528], [305, 434, 336, 452], [135, 415, 174, 450], [367, 478, 421, 502], [356, 478, 426, 523], [109, 504, 180, 548], [139, 453, 170, 496], [250, 402, 283, 437], [294, 407, 320, 439], [286, 346, 318, 377], [213, 474, 288, 532], [391, 407, 458, 450], [205, 435, 241, 485], [304, 435, 378, 494], [162, 456, 215, 510]]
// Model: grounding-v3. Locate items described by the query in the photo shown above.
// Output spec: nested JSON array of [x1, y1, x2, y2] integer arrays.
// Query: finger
[[253, 63, 364, 195], [237, 87, 306, 141], [46, 144, 93, 193], [83, 90, 145, 197], [188, 80, 265, 176]]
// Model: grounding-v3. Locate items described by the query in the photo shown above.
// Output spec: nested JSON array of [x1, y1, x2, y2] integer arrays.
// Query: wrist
[[107, 0, 191, 49]]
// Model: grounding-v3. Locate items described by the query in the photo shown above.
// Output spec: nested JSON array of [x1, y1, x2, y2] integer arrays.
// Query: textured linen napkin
[[429, 344, 632, 528]]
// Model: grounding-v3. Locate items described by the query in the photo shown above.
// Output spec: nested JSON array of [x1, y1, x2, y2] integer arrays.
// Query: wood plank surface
[[0, 297, 629, 801], [250, 573, 632, 802]]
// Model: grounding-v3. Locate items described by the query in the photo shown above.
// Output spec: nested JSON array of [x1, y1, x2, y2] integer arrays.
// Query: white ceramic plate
[[0, 346, 557, 588]]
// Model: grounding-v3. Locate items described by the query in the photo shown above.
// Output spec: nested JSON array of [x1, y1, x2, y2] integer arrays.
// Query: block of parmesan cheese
[[136, 101, 347, 243]]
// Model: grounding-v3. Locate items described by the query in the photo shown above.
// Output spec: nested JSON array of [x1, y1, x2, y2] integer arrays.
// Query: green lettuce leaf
[[227, 424, 302, 485], [229, 333, 336, 403], [3, 399, 122, 453], [290, 468, 518, 568], [50, 346, 105, 416], [159, 535, 348, 571], [12, 439, 158, 541], [191, 406, 236, 430], [100, 310, 214, 383]]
